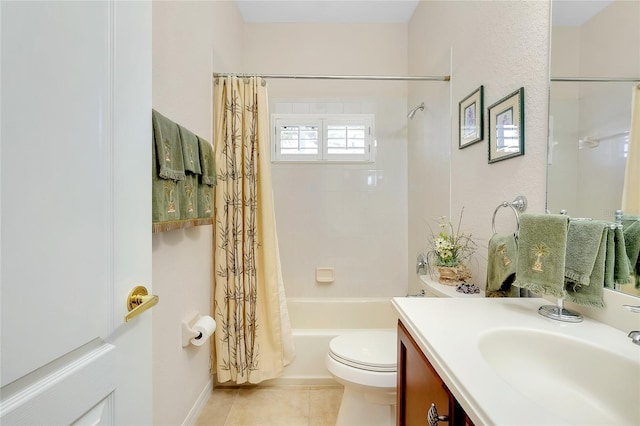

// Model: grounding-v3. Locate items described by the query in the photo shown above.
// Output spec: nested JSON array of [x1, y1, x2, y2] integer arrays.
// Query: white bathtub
[[267, 297, 399, 386]]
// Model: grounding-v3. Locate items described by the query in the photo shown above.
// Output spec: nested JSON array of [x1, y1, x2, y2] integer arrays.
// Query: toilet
[[325, 330, 397, 426], [326, 279, 478, 425]]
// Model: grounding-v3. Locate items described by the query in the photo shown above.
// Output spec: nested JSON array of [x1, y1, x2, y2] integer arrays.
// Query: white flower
[[424, 208, 477, 268]]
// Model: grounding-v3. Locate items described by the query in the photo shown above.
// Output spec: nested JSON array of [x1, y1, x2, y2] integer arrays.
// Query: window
[[272, 114, 375, 162]]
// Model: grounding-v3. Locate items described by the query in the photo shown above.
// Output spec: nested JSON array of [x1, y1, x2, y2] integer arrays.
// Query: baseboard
[[214, 376, 340, 388], [181, 378, 213, 426]]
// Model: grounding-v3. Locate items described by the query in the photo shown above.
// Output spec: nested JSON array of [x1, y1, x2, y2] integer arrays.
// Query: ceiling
[[235, 0, 420, 23], [552, 0, 612, 27], [235, 0, 612, 27]]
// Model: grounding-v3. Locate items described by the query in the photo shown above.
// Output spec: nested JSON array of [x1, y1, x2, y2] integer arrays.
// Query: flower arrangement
[[424, 208, 477, 284]]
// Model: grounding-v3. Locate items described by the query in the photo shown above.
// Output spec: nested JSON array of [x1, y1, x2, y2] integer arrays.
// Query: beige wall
[[151, 1, 638, 422], [407, 1, 551, 294], [408, 0, 639, 331], [151, 1, 244, 424], [244, 23, 411, 297]]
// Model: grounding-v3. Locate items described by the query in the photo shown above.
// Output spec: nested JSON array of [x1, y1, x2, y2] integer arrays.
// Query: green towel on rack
[[604, 228, 616, 289], [624, 220, 640, 288], [198, 135, 216, 186], [178, 125, 202, 175], [513, 213, 569, 299], [197, 136, 215, 218], [485, 233, 519, 297], [614, 227, 632, 286], [565, 224, 607, 308], [565, 220, 607, 286], [152, 134, 180, 224], [152, 109, 186, 181], [178, 174, 199, 220]]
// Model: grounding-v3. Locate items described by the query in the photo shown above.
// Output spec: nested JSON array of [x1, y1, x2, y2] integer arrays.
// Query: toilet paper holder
[[181, 311, 213, 347]]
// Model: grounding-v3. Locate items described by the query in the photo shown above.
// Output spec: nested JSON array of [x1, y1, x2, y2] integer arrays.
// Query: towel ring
[[491, 195, 527, 235]]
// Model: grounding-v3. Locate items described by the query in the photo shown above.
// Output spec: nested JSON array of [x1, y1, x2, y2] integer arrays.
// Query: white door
[[0, 1, 152, 424]]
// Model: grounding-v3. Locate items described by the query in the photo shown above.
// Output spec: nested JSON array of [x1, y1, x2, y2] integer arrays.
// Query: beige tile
[[195, 388, 239, 426], [225, 387, 310, 426], [309, 387, 343, 426]]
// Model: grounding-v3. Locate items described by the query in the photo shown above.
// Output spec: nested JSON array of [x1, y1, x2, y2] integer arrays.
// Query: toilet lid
[[328, 331, 397, 372]]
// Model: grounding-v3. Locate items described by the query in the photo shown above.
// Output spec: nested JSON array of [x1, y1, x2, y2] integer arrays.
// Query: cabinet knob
[[427, 403, 449, 426]]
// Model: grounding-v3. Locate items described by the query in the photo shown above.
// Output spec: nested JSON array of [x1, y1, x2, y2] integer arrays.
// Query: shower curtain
[[212, 76, 294, 384], [622, 84, 640, 215]]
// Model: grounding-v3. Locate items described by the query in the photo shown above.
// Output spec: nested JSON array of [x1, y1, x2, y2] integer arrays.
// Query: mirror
[[548, 0, 640, 297]]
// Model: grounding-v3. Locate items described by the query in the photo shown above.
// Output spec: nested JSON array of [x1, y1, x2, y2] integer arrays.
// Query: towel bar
[[491, 195, 527, 236]]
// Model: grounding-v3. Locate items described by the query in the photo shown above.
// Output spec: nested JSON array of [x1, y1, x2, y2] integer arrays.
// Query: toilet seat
[[328, 331, 397, 372]]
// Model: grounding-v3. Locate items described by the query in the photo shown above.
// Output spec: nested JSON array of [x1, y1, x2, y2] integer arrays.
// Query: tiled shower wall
[[270, 97, 408, 298]]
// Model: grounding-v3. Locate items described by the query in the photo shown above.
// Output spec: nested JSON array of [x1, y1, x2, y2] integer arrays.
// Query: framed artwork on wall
[[458, 85, 484, 149], [488, 87, 525, 163]]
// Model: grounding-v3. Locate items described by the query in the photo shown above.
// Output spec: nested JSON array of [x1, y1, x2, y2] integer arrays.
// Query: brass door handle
[[125, 285, 159, 322]]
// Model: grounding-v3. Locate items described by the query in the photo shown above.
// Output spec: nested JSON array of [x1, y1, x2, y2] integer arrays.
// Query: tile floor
[[196, 385, 344, 426]]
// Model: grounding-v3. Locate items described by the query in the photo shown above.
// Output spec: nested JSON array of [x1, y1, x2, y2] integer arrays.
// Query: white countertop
[[391, 297, 640, 425]]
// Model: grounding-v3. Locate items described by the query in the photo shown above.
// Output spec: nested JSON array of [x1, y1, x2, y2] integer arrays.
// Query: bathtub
[[267, 297, 399, 386]]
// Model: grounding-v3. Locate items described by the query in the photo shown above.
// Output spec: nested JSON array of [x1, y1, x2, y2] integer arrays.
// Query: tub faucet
[[624, 305, 640, 346], [416, 253, 428, 275]]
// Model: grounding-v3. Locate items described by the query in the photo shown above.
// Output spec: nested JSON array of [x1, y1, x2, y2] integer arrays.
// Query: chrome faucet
[[624, 305, 640, 346], [416, 253, 428, 275]]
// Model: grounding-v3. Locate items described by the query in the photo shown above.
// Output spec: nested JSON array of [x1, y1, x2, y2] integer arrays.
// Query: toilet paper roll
[[190, 315, 216, 347]]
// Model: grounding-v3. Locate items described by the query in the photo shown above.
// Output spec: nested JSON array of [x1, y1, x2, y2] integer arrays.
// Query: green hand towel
[[513, 213, 570, 299], [565, 225, 606, 308], [564, 220, 607, 286], [623, 220, 640, 288], [485, 233, 519, 297], [198, 136, 216, 186], [178, 125, 202, 175], [197, 136, 215, 218], [604, 228, 616, 289], [178, 174, 199, 220], [152, 109, 186, 181], [152, 135, 181, 224], [614, 227, 632, 286]]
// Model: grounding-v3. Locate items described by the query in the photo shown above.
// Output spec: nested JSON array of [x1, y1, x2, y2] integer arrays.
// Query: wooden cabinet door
[[397, 320, 452, 426]]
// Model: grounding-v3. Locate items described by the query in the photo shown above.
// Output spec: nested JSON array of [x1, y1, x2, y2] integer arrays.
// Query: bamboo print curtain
[[213, 76, 294, 384]]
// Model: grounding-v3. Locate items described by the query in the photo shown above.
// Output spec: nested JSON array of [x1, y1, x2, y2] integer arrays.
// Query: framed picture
[[488, 87, 524, 163], [458, 85, 483, 149]]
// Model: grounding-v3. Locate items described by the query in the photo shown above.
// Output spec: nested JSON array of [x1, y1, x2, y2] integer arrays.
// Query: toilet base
[[335, 386, 396, 426]]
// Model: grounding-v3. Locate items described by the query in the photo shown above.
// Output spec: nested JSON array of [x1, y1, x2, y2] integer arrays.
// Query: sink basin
[[478, 328, 640, 425]]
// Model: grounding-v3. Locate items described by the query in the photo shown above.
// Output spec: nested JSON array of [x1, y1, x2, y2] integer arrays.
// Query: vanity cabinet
[[397, 320, 474, 426]]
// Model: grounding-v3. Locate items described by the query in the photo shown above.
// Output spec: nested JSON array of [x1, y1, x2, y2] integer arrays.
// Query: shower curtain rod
[[213, 72, 450, 82], [551, 77, 640, 82]]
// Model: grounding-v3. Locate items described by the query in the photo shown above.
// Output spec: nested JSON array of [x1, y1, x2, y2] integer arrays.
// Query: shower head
[[407, 102, 425, 119]]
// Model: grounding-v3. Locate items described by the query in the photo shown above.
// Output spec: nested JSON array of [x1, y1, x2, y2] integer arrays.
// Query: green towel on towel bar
[[623, 220, 640, 288], [197, 136, 215, 218], [604, 228, 616, 289], [614, 227, 632, 286], [152, 109, 186, 181], [176, 125, 199, 220], [152, 135, 180, 224], [513, 213, 569, 299], [198, 136, 216, 186], [178, 125, 202, 175], [565, 220, 607, 286], [178, 174, 199, 220], [565, 224, 607, 308], [485, 233, 519, 297]]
